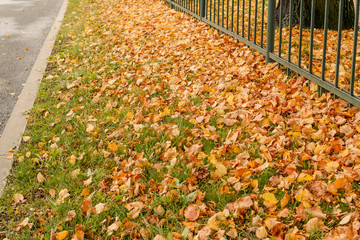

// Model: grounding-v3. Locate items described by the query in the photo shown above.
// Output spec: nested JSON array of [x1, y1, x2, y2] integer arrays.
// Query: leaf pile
[[2, 0, 360, 239]]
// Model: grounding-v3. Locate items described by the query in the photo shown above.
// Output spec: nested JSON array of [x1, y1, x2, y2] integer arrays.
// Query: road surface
[[0, 0, 64, 135]]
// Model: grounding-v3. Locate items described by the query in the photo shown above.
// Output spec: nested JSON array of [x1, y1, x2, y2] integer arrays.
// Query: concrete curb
[[0, 0, 68, 194]]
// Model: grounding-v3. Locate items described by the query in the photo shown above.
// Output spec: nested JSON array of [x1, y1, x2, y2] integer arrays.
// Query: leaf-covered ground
[[1, 0, 360, 239]]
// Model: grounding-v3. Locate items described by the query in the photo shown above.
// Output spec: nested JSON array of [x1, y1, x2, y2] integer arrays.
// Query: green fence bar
[[309, 0, 316, 74], [165, 0, 360, 107], [321, 0, 330, 81], [266, 0, 275, 63], [334, 0, 344, 88], [350, 0, 359, 96]]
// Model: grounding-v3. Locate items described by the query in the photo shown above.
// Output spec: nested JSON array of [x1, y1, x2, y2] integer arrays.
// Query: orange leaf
[[184, 204, 200, 222]]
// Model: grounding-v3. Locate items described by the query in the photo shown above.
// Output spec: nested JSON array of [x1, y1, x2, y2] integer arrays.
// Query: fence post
[[266, 0, 276, 63], [170, 0, 174, 9], [200, 0, 206, 20]]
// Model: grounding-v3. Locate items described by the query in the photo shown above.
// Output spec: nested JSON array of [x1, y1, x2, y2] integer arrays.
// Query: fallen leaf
[[256, 226, 268, 239], [184, 204, 200, 221], [13, 193, 24, 204], [94, 203, 108, 214], [37, 172, 46, 183], [56, 231, 68, 240], [263, 192, 278, 208]]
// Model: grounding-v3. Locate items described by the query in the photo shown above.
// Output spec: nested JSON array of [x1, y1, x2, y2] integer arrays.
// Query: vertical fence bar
[[242, 0, 245, 36], [266, 0, 275, 63], [210, 0, 213, 20], [212, 0, 215, 22], [309, 0, 316, 74], [260, 0, 265, 47], [287, 0, 293, 76], [200, 0, 206, 19], [222, 0, 225, 27], [231, 0, 234, 32], [278, 0, 283, 61], [170, 0, 174, 9], [254, 0, 258, 44], [350, 0, 359, 96], [226, 0, 230, 29], [218, 0, 220, 25], [298, 0, 304, 67], [321, 0, 330, 80], [237, 0, 240, 34], [334, 0, 344, 88], [248, 0, 251, 39]]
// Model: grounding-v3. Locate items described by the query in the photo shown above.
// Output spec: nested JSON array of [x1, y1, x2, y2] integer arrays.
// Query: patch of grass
[[257, 168, 277, 190]]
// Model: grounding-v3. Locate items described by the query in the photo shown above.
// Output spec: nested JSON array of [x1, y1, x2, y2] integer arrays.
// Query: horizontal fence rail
[[166, 0, 360, 107]]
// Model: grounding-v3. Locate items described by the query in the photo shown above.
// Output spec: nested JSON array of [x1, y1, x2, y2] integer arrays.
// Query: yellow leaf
[[297, 173, 314, 183], [207, 212, 224, 230], [214, 162, 227, 177], [226, 93, 234, 105], [263, 192, 278, 208], [86, 123, 95, 132], [37, 172, 46, 183], [69, 155, 76, 165], [256, 226, 268, 239], [161, 106, 170, 116], [295, 189, 312, 202], [324, 161, 339, 172], [56, 231, 68, 240], [126, 112, 134, 120]]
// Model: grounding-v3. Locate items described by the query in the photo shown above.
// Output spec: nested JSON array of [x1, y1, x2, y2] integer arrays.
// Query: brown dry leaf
[[49, 189, 56, 197], [22, 136, 30, 142], [86, 123, 95, 132], [71, 224, 85, 240], [339, 214, 352, 225], [214, 162, 227, 178], [126, 201, 145, 219], [281, 193, 291, 208], [305, 217, 323, 233], [196, 226, 212, 240], [107, 221, 122, 236], [184, 204, 200, 221], [324, 161, 339, 172], [13, 193, 24, 204], [37, 172, 46, 183], [81, 199, 94, 216], [65, 210, 76, 222], [161, 147, 178, 161], [56, 189, 70, 204], [16, 217, 30, 231], [235, 196, 253, 210], [94, 203, 108, 214], [256, 226, 268, 239], [83, 177, 92, 186], [153, 235, 167, 240]]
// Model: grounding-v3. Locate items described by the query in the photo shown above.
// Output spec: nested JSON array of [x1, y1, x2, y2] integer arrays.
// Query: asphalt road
[[0, 0, 64, 135]]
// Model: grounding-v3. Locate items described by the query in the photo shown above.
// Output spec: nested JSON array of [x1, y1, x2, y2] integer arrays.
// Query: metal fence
[[166, 0, 360, 107]]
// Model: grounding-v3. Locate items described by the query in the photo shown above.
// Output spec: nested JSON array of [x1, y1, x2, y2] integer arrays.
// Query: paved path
[[0, 0, 64, 135]]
